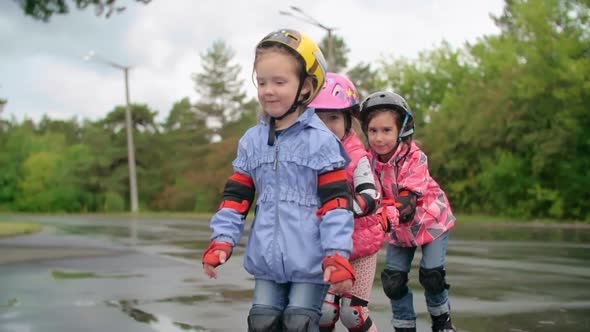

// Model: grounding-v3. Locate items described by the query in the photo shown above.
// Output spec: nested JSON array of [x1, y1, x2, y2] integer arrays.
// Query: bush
[[103, 191, 125, 212]]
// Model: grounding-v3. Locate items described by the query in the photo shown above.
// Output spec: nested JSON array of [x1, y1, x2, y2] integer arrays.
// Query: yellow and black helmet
[[257, 29, 327, 100]]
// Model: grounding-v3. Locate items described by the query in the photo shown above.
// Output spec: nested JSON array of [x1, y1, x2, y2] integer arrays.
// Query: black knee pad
[[419, 266, 450, 294], [247, 307, 282, 332], [282, 307, 319, 332], [381, 269, 409, 300]]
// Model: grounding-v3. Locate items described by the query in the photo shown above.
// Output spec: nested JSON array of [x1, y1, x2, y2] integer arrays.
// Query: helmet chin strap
[[398, 113, 410, 142], [267, 72, 307, 146]]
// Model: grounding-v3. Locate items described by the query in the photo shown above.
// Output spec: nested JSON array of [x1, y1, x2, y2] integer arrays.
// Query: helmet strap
[[267, 117, 276, 146], [398, 114, 409, 142], [267, 70, 307, 146], [273, 70, 306, 121]]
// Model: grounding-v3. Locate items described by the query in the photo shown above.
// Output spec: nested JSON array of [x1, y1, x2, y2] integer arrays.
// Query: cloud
[[0, 0, 505, 122]]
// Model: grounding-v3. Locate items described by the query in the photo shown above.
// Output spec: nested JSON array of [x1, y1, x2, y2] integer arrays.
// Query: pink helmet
[[309, 72, 360, 112]]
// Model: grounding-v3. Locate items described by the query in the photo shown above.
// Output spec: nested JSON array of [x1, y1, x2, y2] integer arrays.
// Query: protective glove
[[378, 198, 398, 232], [202, 241, 233, 267], [377, 214, 391, 233], [322, 253, 355, 283]]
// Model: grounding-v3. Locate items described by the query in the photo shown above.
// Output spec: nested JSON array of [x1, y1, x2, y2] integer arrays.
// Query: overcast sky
[[0, 0, 505, 122]]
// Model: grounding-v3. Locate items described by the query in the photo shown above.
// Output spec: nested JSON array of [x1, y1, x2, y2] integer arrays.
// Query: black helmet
[[358, 91, 415, 139]]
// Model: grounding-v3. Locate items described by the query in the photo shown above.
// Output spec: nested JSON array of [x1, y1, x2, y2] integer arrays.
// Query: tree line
[[3, 0, 589, 221]]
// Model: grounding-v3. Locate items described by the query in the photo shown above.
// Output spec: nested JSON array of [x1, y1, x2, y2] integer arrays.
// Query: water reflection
[[130, 215, 138, 246], [453, 222, 590, 243], [107, 300, 211, 332], [2, 214, 589, 332]]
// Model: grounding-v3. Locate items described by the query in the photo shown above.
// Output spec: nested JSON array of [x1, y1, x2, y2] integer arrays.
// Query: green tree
[[346, 62, 385, 99], [37, 116, 81, 145], [162, 97, 209, 166], [152, 98, 210, 210], [14, 133, 92, 212], [381, 42, 469, 130], [77, 120, 119, 211], [16, 0, 152, 22], [100, 104, 160, 208], [0, 125, 35, 209], [421, 0, 590, 219], [319, 34, 350, 73], [192, 40, 247, 136]]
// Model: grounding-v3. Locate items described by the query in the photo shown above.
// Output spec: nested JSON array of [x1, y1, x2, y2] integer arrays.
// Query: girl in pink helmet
[[311, 73, 386, 332]]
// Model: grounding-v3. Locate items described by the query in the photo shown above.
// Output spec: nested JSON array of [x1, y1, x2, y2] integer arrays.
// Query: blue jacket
[[210, 108, 354, 284]]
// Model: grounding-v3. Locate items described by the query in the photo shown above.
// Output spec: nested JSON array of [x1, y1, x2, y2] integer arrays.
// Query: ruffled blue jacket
[[210, 108, 354, 284]]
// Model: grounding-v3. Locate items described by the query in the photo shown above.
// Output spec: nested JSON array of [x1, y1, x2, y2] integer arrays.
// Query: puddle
[[3, 214, 590, 331], [107, 300, 211, 332], [51, 269, 144, 280], [156, 295, 209, 305], [456, 308, 590, 332], [0, 298, 20, 308]]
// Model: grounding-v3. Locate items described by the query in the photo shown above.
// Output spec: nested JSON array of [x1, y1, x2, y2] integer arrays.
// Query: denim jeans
[[250, 279, 330, 330], [384, 232, 451, 328]]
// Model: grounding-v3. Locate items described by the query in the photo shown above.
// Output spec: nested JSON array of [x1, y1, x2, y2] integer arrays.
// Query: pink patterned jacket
[[372, 141, 456, 247], [343, 131, 386, 260]]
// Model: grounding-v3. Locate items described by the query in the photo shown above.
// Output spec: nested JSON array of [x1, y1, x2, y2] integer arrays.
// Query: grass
[[0, 221, 43, 238], [456, 213, 590, 226], [1, 211, 587, 227], [109, 211, 215, 220]]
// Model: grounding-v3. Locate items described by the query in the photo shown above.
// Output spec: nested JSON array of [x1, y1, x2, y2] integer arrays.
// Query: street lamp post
[[84, 51, 139, 214], [279, 6, 336, 70]]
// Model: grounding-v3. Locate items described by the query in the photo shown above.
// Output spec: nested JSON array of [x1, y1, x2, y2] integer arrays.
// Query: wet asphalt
[[1, 214, 589, 332]]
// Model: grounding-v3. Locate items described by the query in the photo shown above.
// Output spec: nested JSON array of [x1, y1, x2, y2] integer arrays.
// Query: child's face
[[317, 111, 346, 140], [367, 111, 399, 161], [255, 50, 310, 119]]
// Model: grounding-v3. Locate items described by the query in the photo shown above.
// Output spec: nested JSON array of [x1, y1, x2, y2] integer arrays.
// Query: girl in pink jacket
[[358, 91, 457, 332], [311, 73, 386, 332]]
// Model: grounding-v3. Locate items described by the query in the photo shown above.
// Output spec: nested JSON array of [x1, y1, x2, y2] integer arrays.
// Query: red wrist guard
[[202, 241, 233, 267], [380, 198, 397, 230], [322, 253, 355, 283], [377, 214, 391, 233]]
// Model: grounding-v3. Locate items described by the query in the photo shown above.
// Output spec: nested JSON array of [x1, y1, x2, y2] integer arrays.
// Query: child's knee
[[282, 307, 320, 332], [340, 295, 374, 331], [419, 266, 450, 294], [247, 306, 282, 331], [319, 294, 340, 330], [381, 269, 409, 300]]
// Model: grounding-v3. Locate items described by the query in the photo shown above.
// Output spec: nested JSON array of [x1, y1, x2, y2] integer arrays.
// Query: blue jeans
[[249, 279, 329, 331], [385, 232, 451, 328]]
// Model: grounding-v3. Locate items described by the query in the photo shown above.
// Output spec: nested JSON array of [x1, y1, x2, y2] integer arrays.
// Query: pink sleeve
[[397, 149, 430, 196]]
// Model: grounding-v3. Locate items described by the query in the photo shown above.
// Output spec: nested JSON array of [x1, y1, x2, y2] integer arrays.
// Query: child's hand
[[322, 253, 355, 294], [377, 214, 391, 233], [324, 267, 353, 294], [202, 241, 233, 279], [377, 200, 399, 231]]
